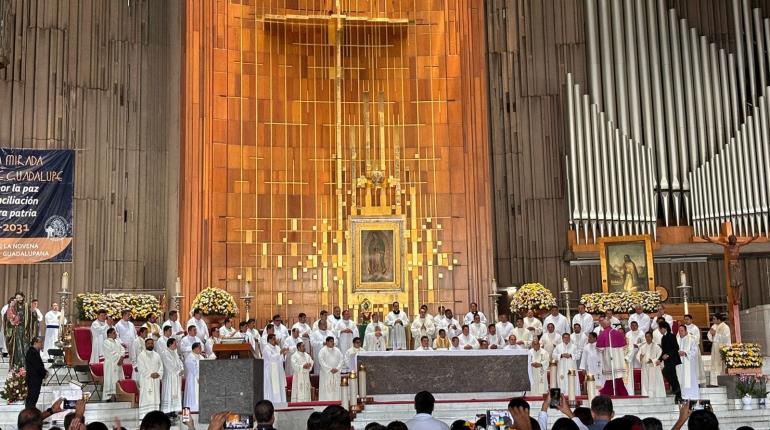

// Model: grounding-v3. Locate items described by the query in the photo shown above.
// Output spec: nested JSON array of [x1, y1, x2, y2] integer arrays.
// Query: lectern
[[212, 343, 252, 359]]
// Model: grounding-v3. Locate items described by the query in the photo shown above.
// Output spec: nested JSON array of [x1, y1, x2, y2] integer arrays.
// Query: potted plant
[[509, 283, 557, 317], [191, 287, 238, 326], [735, 375, 769, 410], [0, 367, 27, 404]]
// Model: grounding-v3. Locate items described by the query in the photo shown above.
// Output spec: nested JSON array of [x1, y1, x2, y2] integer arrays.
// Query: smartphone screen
[[63, 399, 78, 410], [688, 400, 698, 410], [181, 408, 191, 423], [486, 410, 513, 429], [224, 414, 253, 429], [549, 388, 561, 409]]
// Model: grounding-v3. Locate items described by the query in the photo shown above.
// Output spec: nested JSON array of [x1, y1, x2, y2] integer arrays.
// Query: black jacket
[[25, 347, 46, 381], [659, 332, 682, 366]]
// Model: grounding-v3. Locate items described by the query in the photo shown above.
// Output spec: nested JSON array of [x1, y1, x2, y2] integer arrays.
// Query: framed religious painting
[[350, 217, 405, 292], [599, 235, 655, 293]]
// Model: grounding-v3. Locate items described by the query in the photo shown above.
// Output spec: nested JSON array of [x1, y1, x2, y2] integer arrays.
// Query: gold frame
[[599, 235, 655, 293], [350, 216, 405, 292]]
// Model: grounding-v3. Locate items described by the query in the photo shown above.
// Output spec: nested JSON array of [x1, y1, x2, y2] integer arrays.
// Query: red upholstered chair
[[116, 380, 139, 406], [122, 363, 134, 379], [578, 370, 586, 393], [89, 363, 105, 400], [72, 327, 92, 364], [633, 368, 642, 394], [285, 375, 293, 400], [310, 374, 320, 401]]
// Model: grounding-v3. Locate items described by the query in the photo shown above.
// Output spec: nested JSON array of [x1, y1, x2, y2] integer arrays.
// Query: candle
[[679, 271, 687, 286], [586, 374, 596, 403], [358, 364, 367, 398], [175, 277, 181, 296], [549, 360, 558, 389], [61, 272, 69, 292], [562, 277, 569, 292], [341, 377, 350, 410], [348, 372, 359, 407], [245, 281, 251, 297], [567, 369, 576, 404]]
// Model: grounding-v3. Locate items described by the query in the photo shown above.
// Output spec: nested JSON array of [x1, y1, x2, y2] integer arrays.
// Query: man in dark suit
[[657, 320, 682, 403], [24, 336, 47, 409]]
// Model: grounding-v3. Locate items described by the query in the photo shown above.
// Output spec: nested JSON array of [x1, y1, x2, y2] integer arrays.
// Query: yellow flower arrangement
[[720, 343, 764, 369], [580, 291, 660, 313], [76, 293, 160, 320], [191, 287, 238, 317], [509, 283, 557, 311]]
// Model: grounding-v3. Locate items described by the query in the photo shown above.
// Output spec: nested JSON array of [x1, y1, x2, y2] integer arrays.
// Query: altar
[[357, 350, 531, 396]]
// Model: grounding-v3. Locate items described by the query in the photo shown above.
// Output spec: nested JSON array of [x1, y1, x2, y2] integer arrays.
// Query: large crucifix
[[701, 221, 759, 343]]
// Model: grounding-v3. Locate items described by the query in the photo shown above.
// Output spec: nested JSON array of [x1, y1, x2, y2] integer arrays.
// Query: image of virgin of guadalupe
[[362, 230, 394, 283], [4, 293, 40, 368]]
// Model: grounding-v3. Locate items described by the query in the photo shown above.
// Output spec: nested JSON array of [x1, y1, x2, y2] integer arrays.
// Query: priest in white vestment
[[156, 325, 173, 355], [523, 309, 543, 337], [160, 338, 184, 414], [102, 328, 125, 401], [437, 309, 461, 339], [334, 310, 357, 353], [364, 326, 387, 351], [529, 338, 549, 395], [311, 310, 329, 331], [186, 309, 209, 342], [432, 329, 451, 350], [683, 314, 704, 384], [495, 314, 514, 341], [183, 342, 204, 411], [457, 325, 479, 350], [318, 337, 343, 401], [636, 331, 665, 398], [290, 342, 313, 402], [311, 320, 336, 374], [503, 335, 522, 350], [43, 303, 65, 353], [449, 337, 461, 351], [628, 305, 651, 333], [580, 332, 604, 387], [572, 304, 594, 335], [541, 323, 560, 355], [410, 307, 436, 348], [137, 338, 163, 417], [142, 314, 162, 340], [343, 338, 363, 373], [707, 314, 731, 386], [130, 328, 148, 384], [283, 329, 301, 376], [624, 321, 644, 395], [676, 325, 700, 400], [544, 306, 571, 335], [415, 336, 433, 351], [385, 302, 409, 350], [486, 324, 505, 349], [90, 310, 110, 363], [262, 334, 288, 404], [179, 326, 202, 358], [292, 313, 313, 339], [463, 302, 488, 325], [270, 315, 290, 344], [570, 324, 588, 366], [219, 319, 237, 338], [364, 313, 389, 344], [162, 310, 185, 340], [468, 314, 488, 340], [512, 317, 533, 348], [649, 306, 674, 332], [553, 333, 580, 394], [115, 310, 137, 350]]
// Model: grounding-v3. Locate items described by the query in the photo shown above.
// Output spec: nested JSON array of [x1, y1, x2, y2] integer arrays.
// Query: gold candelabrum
[[55, 285, 73, 356]]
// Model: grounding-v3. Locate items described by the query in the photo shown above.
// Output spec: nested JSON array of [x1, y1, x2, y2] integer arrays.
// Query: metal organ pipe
[[624, 0, 641, 143], [690, 29, 706, 170], [743, 0, 757, 107], [612, 0, 629, 136], [585, 0, 603, 108], [701, 37, 716, 160], [733, 0, 748, 118], [669, 8, 687, 223], [754, 10, 767, 98], [679, 18, 697, 188], [567, 73, 579, 226], [598, 0, 616, 124], [646, 0, 669, 226]]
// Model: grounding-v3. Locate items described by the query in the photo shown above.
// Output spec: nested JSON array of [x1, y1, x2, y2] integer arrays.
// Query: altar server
[[291, 342, 314, 402], [137, 338, 163, 417], [102, 328, 125, 401], [410, 306, 436, 348], [707, 314, 731, 386], [90, 310, 110, 363], [160, 338, 184, 414], [529, 338, 549, 395], [523, 309, 543, 337], [636, 331, 665, 398], [334, 309, 357, 353], [676, 325, 700, 401], [43, 303, 65, 353], [553, 333, 580, 394], [318, 337, 343, 401], [262, 334, 287, 403], [311, 320, 336, 373], [183, 342, 204, 411], [385, 302, 409, 350], [543, 306, 571, 335], [512, 317, 532, 348]]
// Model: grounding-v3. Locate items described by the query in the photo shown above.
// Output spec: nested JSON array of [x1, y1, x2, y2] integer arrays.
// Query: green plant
[[736, 375, 769, 398]]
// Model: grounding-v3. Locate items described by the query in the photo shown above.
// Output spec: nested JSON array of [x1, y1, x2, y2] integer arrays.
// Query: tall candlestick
[[679, 271, 687, 286], [586, 374, 597, 403], [61, 272, 69, 292], [563, 277, 570, 292], [567, 369, 577, 405], [358, 364, 367, 398], [175, 277, 181, 296], [549, 360, 558, 389], [348, 372, 359, 408], [341, 377, 350, 410]]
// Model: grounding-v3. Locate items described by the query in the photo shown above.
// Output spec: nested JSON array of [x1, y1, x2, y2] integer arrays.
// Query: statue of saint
[[701, 234, 759, 305], [4, 291, 40, 368]]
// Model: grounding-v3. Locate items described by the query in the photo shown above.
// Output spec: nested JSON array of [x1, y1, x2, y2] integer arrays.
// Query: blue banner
[[0, 149, 74, 263]]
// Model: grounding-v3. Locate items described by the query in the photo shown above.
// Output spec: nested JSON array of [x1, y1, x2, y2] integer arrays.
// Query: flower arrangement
[[191, 287, 238, 317], [509, 283, 557, 311], [721, 343, 764, 369], [580, 291, 660, 313], [735, 374, 769, 398], [76, 293, 160, 321], [1, 367, 27, 403]]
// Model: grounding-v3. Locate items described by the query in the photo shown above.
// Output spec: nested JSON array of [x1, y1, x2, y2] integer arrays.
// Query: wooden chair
[[116, 379, 139, 407]]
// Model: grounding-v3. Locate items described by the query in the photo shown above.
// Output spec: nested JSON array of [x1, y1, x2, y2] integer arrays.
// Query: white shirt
[[405, 413, 450, 430], [572, 312, 594, 334], [543, 313, 571, 335]]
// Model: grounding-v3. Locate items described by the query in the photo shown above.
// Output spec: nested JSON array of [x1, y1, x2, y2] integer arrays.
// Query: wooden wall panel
[[487, 0, 770, 312], [0, 0, 181, 314]]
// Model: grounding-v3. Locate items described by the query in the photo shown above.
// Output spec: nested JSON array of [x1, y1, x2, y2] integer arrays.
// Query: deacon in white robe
[[137, 339, 163, 417], [572, 305, 594, 335], [385, 302, 409, 350], [410, 308, 436, 348], [553, 334, 581, 394], [529, 338, 550, 395], [283, 329, 302, 376], [102, 329, 125, 399], [544, 307, 571, 335], [115, 311, 137, 349], [707, 316, 731, 386], [262, 334, 288, 404], [636, 332, 665, 398], [318, 338, 343, 401], [160, 338, 184, 414], [676, 326, 700, 400], [579, 333, 604, 387], [186, 310, 209, 341], [364, 326, 387, 352], [43, 304, 65, 353], [183, 344, 204, 412], [541, 323, 561, 355], [290, 342, 314, 402], [457, 326, 479, 350], [310, 321, 336, 374], [523, 310, 543, 336], [495, 314, 514, 341], [343, 338, 363, 373], [90, 311, 110, 363], [512, 318, 533, 348], [162, 311, 185, 339], [334, 310, 357, 353]]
